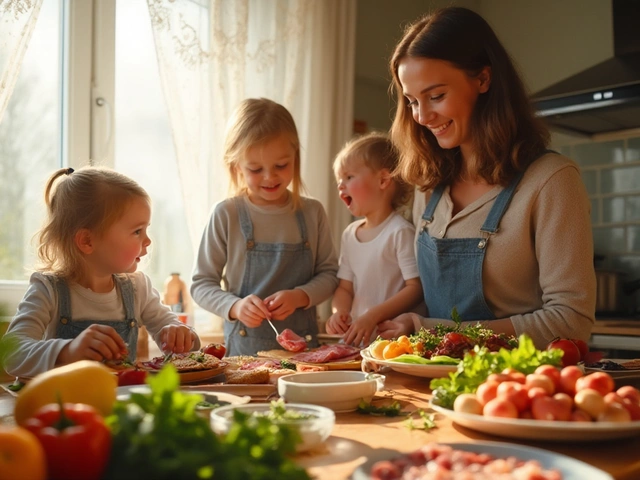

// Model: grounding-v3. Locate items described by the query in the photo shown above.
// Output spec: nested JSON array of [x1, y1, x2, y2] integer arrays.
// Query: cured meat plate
[[257, 344, 362, 370]]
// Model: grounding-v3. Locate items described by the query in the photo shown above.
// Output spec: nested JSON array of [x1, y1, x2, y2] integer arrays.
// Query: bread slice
[[225, 368, 270, 384], [169, 352, 222, 372]]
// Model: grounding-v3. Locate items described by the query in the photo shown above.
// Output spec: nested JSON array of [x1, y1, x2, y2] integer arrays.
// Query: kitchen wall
[[355, 0, 640, 311]]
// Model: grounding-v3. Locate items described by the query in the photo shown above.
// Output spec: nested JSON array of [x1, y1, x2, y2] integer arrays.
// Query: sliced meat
[[276, 328, 307, 352], [290, 344, 361, 363]]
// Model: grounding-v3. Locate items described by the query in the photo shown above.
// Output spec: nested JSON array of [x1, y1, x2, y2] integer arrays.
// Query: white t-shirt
[[338, 212, 419, 319]]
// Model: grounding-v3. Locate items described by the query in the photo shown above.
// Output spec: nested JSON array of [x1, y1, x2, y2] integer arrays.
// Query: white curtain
[[0, 0, 43, 124], [146, 0, 355, 254]]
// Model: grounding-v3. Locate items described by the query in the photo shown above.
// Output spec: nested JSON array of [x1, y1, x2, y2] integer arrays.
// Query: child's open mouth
[[262, 184, 280, 193], [340, 194, 352, 207]]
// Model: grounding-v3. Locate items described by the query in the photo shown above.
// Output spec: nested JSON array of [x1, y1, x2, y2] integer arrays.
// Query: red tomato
[[534, 365, 561, 391], [547, 338, 581, 367], [571, 338, 589, 361], [117, 368, 147, 387], [559, 365, 583, 396], [202, 343, 226, 359], [617, 386, 640, 404], [23, 403, 111, 480], [531, 396, 572, 421], [576, 372, 615, 396], [496, 381, 530, 413]]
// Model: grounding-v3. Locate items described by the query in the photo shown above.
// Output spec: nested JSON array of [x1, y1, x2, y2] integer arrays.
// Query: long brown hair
[[36, 167, 150, 281], [390, 7, 550, 190], [223, 98, 306, 209]]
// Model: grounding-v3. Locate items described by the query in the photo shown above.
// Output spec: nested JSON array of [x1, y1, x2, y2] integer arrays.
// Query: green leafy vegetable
[[429, 334, 562, 409], [279, 360, 297, 370], [357, 400, 406, 417], [405, 410, 436, 431], [391, 354, 459, 365], [255, 400, 317, 421], [7, 380, 24, 392], [105, 365, 310, 480]]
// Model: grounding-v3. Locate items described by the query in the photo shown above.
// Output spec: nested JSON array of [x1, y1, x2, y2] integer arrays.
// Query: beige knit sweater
[[412, 152, 596, 349]]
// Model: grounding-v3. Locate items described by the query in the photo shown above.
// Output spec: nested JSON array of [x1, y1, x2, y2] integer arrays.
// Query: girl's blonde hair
[[36, 166, 150, 280], [333, 132, 412, 210], [223, 98, 305, 209]]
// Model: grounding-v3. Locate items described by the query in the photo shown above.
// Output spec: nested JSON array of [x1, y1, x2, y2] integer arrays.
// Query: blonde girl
[[191, 98, 339, 356], [5, 167, 199, 378], [326, 133, 423, 346]]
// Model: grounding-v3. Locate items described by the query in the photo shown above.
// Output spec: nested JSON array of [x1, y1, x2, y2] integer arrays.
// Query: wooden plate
[[257, 349, 362, 371]]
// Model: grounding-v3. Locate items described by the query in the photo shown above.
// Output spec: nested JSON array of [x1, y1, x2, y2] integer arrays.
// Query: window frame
[[0, 0, 111, 313]]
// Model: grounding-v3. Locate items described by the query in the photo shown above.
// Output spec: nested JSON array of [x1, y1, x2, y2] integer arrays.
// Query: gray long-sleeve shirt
[[191, 195, 339, 320]]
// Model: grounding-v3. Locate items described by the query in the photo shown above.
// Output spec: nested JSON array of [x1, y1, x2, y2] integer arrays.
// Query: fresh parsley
[[357, 400, 406, 417], [105, 365, 310, 480], [405, 410, 436, 431]]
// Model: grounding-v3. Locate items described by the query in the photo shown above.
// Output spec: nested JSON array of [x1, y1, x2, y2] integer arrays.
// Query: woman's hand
[[264, 289, 309, 320], [57, 324, 127, 365], [326, 311, 351, 335], [160, 324, 197, 353], [229, 294, 271, 328], [376, 313, 419, 339]]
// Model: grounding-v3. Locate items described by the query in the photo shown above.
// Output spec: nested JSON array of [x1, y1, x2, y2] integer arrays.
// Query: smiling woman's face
[[397, 57, 490, 159]]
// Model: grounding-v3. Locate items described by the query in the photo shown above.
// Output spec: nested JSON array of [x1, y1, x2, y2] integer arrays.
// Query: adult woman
[[378, 7, 595, 349]]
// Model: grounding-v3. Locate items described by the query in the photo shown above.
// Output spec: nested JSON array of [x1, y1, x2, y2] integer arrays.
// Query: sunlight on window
[[0, 0, 62, 281], [113, 0, 193, 297]]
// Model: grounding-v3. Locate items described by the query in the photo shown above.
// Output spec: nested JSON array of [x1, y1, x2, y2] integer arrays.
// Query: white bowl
[[277, 371, 385, 412], [210, 403, 335, 452]]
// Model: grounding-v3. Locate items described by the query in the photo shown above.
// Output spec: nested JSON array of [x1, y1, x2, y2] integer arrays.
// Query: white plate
[[350, 441, 613, 480], [116, 385, 251, 406], [360, 348, 457, 378], [430, 402, 640, 441]]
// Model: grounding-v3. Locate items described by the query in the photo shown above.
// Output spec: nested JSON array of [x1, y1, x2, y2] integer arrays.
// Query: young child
[[4, 167, 200, 378], [191, 98, 339, 356], [326, 133, 424, 347]]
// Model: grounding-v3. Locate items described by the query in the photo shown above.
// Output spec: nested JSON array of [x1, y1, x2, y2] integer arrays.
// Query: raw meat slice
[[277, 328, 307, 352], [290, 344, 361, 363]]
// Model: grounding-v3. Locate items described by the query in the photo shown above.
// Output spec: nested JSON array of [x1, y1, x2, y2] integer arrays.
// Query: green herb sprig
[[105, 365, 310, 480]]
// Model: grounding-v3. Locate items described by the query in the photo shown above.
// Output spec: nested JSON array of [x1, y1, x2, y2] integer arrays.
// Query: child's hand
[[264, 289, 309, 320], [230, 294, 271, 328], [58, 324, 128, 365], [326, 311, 351, 335], [160, 324, 197, 353], [376, 313, 417, 339], [343, 313, 378, 347]]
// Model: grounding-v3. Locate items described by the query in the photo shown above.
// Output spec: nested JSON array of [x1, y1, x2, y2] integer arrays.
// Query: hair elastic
[[66, 167, 74, 175]]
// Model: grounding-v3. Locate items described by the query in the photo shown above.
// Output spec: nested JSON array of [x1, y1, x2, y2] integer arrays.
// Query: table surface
[[3, 371, 640, 480]]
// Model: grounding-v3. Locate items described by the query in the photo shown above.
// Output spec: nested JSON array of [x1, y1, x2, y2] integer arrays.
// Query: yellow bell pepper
[[14, 360, 117, 425]]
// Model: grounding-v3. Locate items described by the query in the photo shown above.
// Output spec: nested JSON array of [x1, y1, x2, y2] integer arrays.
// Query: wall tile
[[629, 226, 640, 252], [600, 166, 640, 194], [602, 197, 625, 224], [626, 196, 640, 222], [627, 137, 640, 162], [581, 170, 597, 195], [593, 227, 625, 254], [573, 140, 624, 167]]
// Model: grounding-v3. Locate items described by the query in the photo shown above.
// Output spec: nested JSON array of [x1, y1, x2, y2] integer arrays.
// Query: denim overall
[[51, 274, 139, 359], [417, 171, 525, 321], [224, 197, 319, 356]]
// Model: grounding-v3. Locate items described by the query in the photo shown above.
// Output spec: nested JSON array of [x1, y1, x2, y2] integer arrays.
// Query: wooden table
[[2, 372, 640, 479]]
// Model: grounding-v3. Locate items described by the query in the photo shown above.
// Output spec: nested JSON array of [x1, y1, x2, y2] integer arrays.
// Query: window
[[0, 0, 62, 283], [113, 0, 193, 291]]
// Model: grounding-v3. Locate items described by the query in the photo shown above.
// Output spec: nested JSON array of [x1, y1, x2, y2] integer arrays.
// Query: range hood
[[532, 0, 640, 136]]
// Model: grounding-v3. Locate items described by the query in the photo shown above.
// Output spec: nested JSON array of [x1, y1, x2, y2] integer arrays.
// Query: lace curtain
[[0, 0, 43, 124], [146, 0, 355, 253]]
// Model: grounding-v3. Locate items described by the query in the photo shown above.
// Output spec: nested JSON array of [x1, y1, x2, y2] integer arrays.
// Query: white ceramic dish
[[430, 402, 640, 441], [210, 403, 335, 452], [360, 348, 457, 378], [277, 371, 385, 412], [350, 441, 613, 480]]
